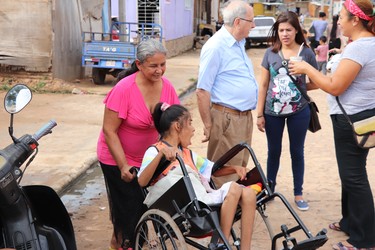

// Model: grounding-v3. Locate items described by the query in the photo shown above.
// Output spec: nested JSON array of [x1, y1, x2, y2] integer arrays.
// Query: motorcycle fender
[[24, 185, 77, 250]]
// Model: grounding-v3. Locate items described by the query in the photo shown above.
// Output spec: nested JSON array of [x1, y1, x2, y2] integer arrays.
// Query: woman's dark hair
[[152, 103, 189, 138], [269, 11, 307, 52], [330, 15, 339, 40], [113, 61, 138, 84]]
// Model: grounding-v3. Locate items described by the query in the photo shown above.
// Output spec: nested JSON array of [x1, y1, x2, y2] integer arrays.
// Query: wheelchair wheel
[[250, 205, 275, 249], [134, 209, 187, 250]]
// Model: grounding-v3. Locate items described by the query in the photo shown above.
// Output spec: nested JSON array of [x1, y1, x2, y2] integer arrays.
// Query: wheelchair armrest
[[211, 142, 247, 174]]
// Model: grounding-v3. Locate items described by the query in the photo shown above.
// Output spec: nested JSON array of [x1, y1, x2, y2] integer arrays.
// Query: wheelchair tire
[[256, 205, 274, 239], [134, 209, 187, 250], [245, 205, 275, 249]]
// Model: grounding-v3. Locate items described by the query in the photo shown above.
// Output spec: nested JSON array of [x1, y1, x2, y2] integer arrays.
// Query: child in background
[[315, 35, 329, 75]]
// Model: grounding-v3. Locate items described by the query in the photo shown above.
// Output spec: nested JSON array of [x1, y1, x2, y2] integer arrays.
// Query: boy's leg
[[220, 183, 241, 239], [239, 188, 256, 249]]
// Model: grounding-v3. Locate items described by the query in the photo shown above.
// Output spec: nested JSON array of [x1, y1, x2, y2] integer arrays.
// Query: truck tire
[[92, 68, 107, 85], [245, 38, 252, 50]]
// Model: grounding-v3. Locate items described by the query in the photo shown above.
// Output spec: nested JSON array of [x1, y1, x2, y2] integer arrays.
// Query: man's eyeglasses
[[238, 17, 253, 23]]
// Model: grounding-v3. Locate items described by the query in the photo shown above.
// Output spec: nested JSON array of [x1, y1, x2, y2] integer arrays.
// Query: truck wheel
[[245, 38, 252, 50], [92, 68, 107, 85]]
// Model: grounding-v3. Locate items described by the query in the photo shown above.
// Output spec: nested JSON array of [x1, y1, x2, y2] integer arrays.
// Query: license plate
[[105, 61, 116, 67]]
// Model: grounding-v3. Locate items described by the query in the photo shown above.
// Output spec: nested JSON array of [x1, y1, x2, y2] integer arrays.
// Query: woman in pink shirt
[[96, 39, 180, 250]]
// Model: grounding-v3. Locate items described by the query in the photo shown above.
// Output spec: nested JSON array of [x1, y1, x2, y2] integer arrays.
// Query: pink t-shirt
[[97, 72, 180, 167], [315, 44, 328, 62]]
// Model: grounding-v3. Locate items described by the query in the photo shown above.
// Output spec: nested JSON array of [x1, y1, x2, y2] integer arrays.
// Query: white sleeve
[[138, 146, 159, 177]]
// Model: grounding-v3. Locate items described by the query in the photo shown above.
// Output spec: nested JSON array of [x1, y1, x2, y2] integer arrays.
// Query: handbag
[[336, 97, 375, 149], [288, 75, 321, 132], [278, 51, 321, 133]]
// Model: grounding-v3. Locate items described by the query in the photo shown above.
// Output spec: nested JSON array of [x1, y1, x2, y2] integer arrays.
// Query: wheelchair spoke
[[135, 209, 187, 250]]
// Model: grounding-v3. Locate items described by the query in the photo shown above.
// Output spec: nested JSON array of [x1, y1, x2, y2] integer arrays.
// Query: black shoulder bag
[[278, 51, 321, 133]]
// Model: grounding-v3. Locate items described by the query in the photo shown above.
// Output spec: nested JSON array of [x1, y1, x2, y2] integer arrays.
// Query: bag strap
[[335, 96, 354, 126], [278, 50, 311, 103]]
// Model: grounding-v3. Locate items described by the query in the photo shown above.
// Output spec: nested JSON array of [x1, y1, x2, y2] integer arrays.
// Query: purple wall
[[161, 0, 194, 40], [111, 0, 194, 41]]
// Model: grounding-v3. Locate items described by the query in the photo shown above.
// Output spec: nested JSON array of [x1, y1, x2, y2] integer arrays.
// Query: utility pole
[[119, 0, 126, 41]]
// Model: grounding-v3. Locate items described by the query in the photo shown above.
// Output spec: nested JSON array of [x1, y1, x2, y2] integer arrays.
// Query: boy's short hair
[[319, 12, 326, 18], [320, 35, 327, 43]]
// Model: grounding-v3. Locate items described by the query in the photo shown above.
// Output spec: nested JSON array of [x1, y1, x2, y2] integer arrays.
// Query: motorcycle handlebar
[[32, 120, 57, 141]]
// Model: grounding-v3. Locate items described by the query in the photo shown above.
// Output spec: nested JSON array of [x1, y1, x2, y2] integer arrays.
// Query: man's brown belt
[[212, 103, 251, 116]]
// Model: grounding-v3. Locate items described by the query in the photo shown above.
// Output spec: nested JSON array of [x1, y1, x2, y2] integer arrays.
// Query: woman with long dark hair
[[327, 15, 343, 59], [256, 11, 318, 211]]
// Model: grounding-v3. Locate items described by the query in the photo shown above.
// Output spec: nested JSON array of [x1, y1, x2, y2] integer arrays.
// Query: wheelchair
[[134, 142, 328, 249]]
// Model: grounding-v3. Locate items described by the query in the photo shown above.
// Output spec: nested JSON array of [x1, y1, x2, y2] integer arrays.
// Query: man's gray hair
[[137, 39, 167, 63], [221, 0, 249, 27]]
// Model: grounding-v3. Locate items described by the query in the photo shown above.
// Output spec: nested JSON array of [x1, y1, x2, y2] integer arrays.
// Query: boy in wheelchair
[[138, 103, 257, 249]]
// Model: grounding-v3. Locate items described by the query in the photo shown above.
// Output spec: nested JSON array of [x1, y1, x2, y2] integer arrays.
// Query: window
[[185, 0, 193, 10], [138, 0, 160, 24]]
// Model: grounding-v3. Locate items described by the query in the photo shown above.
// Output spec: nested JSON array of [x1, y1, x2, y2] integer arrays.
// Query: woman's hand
[[160, 146, 180, 162], [257, 116, 265, 132], [119, 164, 136, 182], [288, 60, 309, 76], [328, 48, 341, 54]]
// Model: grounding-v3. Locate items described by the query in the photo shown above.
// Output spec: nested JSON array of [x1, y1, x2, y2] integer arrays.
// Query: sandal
[[329, 222, 342, 232], [332, 242, 358, 250]]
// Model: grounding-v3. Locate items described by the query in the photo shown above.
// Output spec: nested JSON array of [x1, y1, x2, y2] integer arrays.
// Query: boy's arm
[[315, 46, 320, 55]]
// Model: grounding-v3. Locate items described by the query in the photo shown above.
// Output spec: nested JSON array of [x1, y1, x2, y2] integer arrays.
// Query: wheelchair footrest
[[291, 234, 328, 250]]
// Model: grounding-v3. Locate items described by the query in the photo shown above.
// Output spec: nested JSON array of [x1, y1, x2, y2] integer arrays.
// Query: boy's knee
[[242, 188, 257, 205], [227, 182, 242, 199]]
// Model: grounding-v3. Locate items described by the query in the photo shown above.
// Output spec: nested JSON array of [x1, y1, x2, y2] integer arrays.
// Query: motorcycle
[[0, 84, 77, 250]]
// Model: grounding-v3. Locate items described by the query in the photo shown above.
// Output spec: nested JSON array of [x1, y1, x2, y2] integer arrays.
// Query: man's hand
[[202, 126, 211, 142], [196, 88, 212, 143]]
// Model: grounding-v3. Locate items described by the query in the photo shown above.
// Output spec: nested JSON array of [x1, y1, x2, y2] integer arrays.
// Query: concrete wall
[[0, 0, 53, 72], [0, 0, 104, 81], [165, 35, 195, 58]]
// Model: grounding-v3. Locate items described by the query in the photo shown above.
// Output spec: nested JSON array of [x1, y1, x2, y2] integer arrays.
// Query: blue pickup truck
[[82, 22, 163, 85]]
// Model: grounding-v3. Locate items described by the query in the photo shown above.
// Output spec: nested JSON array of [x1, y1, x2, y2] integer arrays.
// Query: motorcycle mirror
[[4, 84, 32, 143], [4, 84, 32, 114]]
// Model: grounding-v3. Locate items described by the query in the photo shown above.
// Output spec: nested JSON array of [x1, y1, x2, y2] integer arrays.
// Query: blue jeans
[[265, 106, 310, 196]]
